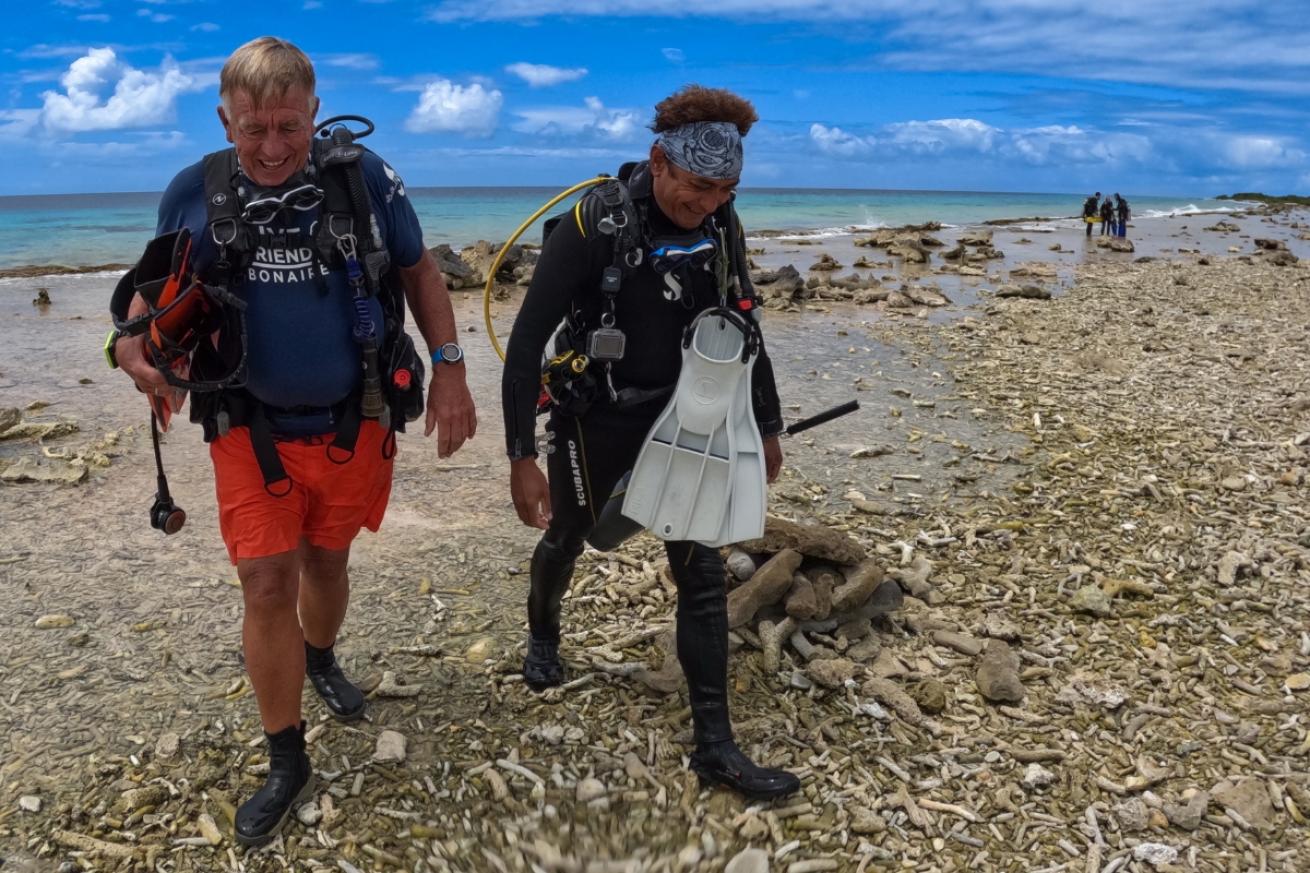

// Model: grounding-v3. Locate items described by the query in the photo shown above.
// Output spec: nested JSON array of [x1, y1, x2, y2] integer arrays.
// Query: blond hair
[[219, 36, 315, 110]]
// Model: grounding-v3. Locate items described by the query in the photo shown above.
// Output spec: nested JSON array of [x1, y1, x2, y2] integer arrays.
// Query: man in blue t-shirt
[[113, 36, 477, 847]]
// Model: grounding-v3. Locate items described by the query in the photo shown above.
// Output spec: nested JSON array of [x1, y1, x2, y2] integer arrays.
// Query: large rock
[[1070, 583, 1112, 617], [959, 229, 994, 246], [807, 657, 860, 689], [429, 244, 478, 289], [726, 549, 803, 628], [995, 284, 1051, 300], [738, 517, 865, 564], [887, 238, 930, 263], [784, 574, 819, 621], [751, 265, 805, 301], [1211, 777, 1276, 830], [0, 457, 86, 484], [904, 286, 950, 307], [831, 560, 885, 612], [860, 678, 923, 725], [975, 639, 1025, 703]]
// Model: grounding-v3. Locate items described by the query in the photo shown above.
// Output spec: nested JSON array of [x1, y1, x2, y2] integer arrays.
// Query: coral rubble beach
[[1, 203, 1309, 870]]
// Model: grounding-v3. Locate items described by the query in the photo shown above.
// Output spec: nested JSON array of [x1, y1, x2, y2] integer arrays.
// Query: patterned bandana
[[656, 122, 743, 180]]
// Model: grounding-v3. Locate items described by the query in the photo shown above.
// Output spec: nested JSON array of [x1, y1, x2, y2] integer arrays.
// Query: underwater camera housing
[[586, 326, 627, 362]]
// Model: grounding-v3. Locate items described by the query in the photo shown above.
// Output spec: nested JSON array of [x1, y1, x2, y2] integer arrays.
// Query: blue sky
[[1, 0, 1307, 196]]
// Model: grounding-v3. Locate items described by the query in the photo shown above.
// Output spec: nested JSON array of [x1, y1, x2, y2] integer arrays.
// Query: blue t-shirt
[[156, 150, 425, 411]]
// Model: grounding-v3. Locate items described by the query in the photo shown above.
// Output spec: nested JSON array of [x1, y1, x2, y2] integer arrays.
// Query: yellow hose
[[483, 176, 611, 361]]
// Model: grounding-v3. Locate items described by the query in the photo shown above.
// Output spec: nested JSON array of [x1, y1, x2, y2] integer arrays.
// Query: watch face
[[440, 343, 463, 363]]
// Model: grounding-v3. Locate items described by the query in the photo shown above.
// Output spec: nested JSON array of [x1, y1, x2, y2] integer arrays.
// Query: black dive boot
[[690, 739, 801, 801], [670, 542, 802, 801], [523, 534, 581, 690], [305, 641, 366, 722], [235, 721, 315, 848]]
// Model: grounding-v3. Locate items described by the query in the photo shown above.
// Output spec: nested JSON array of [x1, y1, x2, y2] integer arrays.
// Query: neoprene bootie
[[690, 739, 802, 800], [523, 534, 581, 689], [523, 636, 565, 690], [235, 721, 314, 848], [305, 641, 365, 722]]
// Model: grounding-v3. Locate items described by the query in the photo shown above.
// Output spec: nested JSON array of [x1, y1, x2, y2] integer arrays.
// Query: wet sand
[[1, 206, 1308, 869]]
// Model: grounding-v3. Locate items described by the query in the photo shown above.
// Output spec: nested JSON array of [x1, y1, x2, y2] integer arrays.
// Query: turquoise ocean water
[[0, 187, 1243, 270]]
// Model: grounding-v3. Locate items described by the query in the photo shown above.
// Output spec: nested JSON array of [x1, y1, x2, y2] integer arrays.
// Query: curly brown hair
[[651, 85, 758, 136]]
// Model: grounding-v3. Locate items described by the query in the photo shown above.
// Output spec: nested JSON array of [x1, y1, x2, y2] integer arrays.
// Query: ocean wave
[[747, 220, 961, 242], [1138, 204, 1241, 219], [747, 224, 885, 241]]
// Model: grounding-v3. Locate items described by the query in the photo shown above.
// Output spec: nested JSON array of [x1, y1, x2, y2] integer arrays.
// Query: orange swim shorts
[[210, 421, 394, 564]]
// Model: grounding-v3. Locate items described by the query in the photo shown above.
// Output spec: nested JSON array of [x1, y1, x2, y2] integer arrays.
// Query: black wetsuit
[[1083, 196, 1099, 236], [1100, 198, 1114, 235], [1116, 198, 1130, 237], [501, 162, 783, 749]]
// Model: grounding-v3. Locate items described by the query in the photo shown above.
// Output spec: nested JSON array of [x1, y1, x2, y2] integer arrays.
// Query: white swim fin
[[622, 308, 766, 547]]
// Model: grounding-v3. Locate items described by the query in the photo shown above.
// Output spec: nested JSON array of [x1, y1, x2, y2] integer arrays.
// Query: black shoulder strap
[[200, 149, 248, 280], [313, 137, 357, 268]]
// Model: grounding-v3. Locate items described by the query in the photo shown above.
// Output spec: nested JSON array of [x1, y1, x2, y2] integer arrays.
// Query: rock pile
[[430, 240, 538, 291], [941, 228, 1005, 269], [0, 405, 115, 484], [1093, 236, 1136, 253], [625, 517, 928, 698]]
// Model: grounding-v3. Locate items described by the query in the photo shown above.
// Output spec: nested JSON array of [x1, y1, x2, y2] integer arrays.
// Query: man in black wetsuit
[[1084, 192, 1101, 237], [1115, 194, 1130, 238], [500, 85, 800, 800]]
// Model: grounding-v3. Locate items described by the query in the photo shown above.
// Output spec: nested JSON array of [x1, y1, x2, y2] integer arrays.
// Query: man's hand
[[510, 457, 552, 529], [424, 363, 476, 458], [763, 435, 783, 483], [115, 333, 169, 397]]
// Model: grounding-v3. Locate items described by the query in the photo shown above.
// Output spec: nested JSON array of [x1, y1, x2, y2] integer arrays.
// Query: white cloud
[[191, 22, 219, 32], [883, 118, 999, 155], [513, 96, 641, 141], [39, 48, 199, 133], [505, 62, 588, 88], [135, 8, 173, 23], [320, 53, 380, 71], [812, 117, 1158, 167], [1217, 134, 1306, 169], [0, 109, 41, 141], [662, 48, 685, 63], [405, 79, 503, 137], [809, 123, 874, 157]]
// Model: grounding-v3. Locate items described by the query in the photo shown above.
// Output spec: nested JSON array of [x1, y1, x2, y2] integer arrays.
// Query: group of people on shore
[[1083, 191, 1130, 238], [108, 36, 799, 847]]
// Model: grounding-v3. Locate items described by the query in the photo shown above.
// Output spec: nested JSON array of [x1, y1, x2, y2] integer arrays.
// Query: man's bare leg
[[238, 549, 303, 732], [298, 541, 364, 721], [298, 540, 350, 648]]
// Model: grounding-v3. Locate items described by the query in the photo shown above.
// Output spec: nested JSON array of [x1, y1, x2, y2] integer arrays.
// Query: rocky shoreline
[[2, 208, 1310, 871]]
